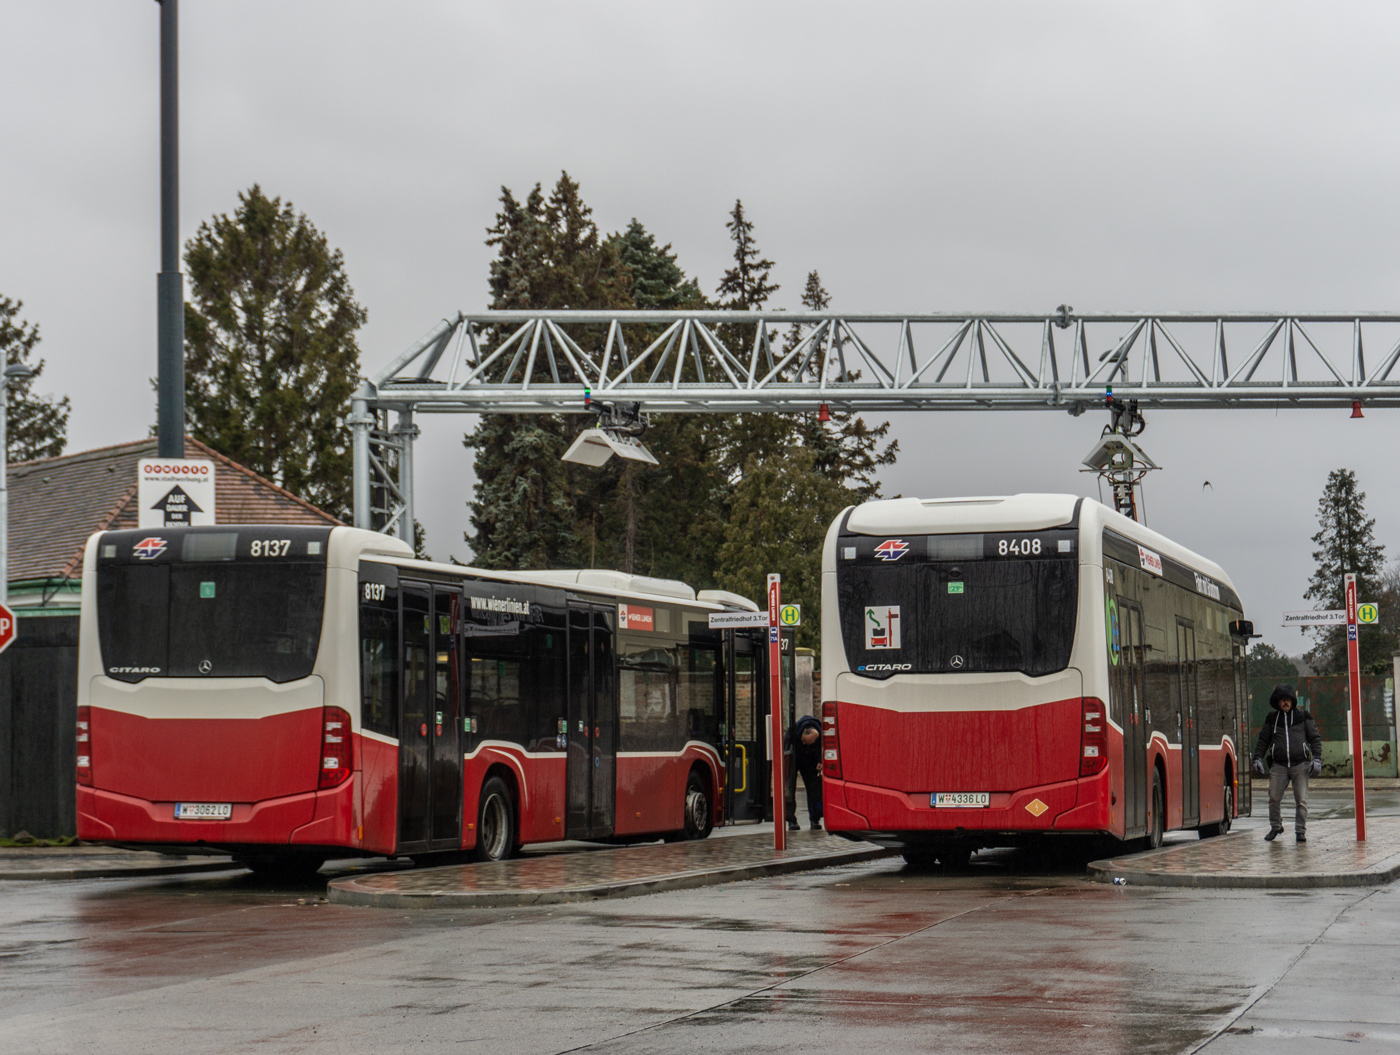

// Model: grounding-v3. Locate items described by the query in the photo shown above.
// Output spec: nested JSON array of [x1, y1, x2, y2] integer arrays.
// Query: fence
[[1248, 675, 1397, 778]]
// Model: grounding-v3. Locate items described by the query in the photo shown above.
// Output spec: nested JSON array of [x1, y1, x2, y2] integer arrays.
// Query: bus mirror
[[1229, 620, 1254, 639]]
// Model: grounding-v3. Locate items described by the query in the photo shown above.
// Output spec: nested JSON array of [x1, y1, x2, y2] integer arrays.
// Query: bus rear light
[[76, 706, 92, 786], [821, 701, 842, 780], [319, 706, 354, 788], [1080, 696, 1107, 777]]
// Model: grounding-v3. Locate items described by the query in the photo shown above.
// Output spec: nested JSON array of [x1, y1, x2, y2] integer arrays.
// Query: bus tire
[[473, 776, 517, 862], [1199, 771, 1234, 838], [1146, 769, 1165, 850], [902, 849, 939, 871], [242, 855, 325, 879], [682, 769, 713, 840], [938, 844, 973, 870]]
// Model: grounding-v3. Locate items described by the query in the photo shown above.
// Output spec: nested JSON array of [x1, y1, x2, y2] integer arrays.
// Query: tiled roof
[[7, 436, 342, 583]]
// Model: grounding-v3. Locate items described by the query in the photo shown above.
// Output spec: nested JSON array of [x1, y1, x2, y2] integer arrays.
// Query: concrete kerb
[[0, 857, 239, 882], [1086, 832, 1400, 890], [328, 843, 894, 909]]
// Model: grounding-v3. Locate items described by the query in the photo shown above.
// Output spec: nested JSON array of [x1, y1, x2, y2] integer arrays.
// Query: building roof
[[7, 436, 342, 585]]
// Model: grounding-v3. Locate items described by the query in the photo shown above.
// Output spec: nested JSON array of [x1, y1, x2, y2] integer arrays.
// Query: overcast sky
[[4, 1, 1400, 655]]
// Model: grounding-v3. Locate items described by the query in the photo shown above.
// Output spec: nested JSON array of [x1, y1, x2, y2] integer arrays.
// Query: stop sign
[[0, 602, 16, 655]]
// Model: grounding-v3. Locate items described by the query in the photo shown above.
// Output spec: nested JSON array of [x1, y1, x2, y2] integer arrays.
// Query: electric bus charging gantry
[[354, 309, 1400, 539]]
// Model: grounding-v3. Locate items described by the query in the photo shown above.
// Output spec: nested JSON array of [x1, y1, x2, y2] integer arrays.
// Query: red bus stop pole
[[1345, 573, 1366, 841], [769, 574, 785, 851]]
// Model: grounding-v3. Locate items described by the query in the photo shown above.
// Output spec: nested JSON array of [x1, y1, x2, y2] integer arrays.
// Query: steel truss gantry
[[352, 309, 1400, 536]]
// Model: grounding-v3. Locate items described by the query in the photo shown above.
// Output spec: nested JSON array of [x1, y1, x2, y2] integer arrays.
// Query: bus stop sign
[[0, 602, 16, 655]]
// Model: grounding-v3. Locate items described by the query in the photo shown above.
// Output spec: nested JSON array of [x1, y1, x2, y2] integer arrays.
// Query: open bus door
[[1233, 635, 1252, 816], [725, 629, 765, 822]]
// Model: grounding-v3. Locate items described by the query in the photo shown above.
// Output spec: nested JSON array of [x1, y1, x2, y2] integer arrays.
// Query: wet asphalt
[[2, 789, 1398, 1055]]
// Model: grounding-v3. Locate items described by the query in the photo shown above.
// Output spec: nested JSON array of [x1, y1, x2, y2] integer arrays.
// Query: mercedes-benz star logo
[[199, 660, 212, 675], [950, 655, 964, 669]]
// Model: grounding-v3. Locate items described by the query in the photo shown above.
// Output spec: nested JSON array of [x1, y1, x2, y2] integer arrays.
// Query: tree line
[[6, 178, 1399, 666]]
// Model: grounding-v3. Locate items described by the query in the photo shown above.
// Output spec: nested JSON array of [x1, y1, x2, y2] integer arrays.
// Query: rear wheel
[[682, 769, 713, 840], [1199, 772, 1234, 838], [242, 855, 325, 879], [473, 776, 516, 862], [1146, 769, 1165, 850]]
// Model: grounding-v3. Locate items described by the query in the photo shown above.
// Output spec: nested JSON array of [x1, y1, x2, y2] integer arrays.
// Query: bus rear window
[[836, 531, 1078, 678], [97, 563, 326, 682]]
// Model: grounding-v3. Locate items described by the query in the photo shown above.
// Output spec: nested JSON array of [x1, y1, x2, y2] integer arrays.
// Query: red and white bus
[[76, 525, 764, 873], [819, 494, 1254, 867]]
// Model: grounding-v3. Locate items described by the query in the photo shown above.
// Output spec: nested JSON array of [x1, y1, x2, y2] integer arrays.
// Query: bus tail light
[[76, 706, 92, 786], [319, 706, 354, 788], [1080, 696, 1107, 777], [822, 701, 842, 780]]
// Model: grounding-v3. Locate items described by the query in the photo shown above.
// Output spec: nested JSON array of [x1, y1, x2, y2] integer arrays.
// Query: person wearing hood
[[1252, 683, 1323, 842], [783, 714, 824, 831]]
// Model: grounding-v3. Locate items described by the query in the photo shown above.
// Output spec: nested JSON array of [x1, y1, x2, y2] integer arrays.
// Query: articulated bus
[[76, 525, 769, 873], [820, 494, 1254, 867]]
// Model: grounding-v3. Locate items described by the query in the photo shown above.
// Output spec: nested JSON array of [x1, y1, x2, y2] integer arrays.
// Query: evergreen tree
[[183, 185, 365, 520], [715, 200, 779, 311], [608, 220, 703, 310], [0, 296, 69, 461], [465, 174, 630, 569], [1248, 642, 1299, 679], [1304, 469, 1389, 673], [786, 270, 898, 499], [716, 446, 850, 652]]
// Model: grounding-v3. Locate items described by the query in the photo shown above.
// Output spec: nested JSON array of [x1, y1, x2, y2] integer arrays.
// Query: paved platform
[[327, 830, 892, 909], [0, 847, 237, 882], [1087, 816, 1400, 888]]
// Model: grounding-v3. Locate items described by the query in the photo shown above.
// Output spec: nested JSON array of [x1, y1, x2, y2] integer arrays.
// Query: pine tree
[[465, 174, 630, 569], [183, 185, 365, 520], [715, 200, 779, 311], [0, 296, 69, 461], [786, 271, 898, 499], [609, 220, 703, 310], [1304, 469, 1390, 673]]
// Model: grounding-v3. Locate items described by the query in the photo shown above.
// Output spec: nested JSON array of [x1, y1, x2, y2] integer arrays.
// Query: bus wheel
[[1146, 770, 1165, 850], [473, 776, 517, 862], [902, 849, 939, 871], [242, 855, 325, 879], [682, 770, 713, 840], [1199, 773, 1234, 838], [938, 844, 973, 871]]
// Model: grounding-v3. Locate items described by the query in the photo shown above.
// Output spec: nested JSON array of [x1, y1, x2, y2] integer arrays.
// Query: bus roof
[[839, 493, 1240, 600]]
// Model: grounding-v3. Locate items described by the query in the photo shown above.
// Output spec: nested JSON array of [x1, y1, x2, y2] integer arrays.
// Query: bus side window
[[359, 585, 399, 738]]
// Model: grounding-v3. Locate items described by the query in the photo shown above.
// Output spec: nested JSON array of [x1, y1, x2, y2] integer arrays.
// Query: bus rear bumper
[[823, 770, 1110, 840], [77, 780, 359, 851]]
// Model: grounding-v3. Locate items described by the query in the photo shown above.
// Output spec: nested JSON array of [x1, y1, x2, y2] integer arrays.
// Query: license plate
[[931, 792, 989, 808], [174, 802, 232, 820]]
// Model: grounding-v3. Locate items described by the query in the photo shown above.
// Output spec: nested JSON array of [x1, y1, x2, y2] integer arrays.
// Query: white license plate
[[174, 802, 232, 820], [931, 792, 989, 808]]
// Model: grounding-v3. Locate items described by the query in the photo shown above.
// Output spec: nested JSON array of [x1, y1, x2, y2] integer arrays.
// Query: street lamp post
[[0, 362, 35, 605]]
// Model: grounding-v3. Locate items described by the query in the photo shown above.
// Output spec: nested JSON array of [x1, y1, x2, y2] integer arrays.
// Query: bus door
[[725, 632, 764, 822], [397, 585, 433, 853], [566, 602, 616, 840], [1176, 620, 1200, 827], [1119, 600, 1148, 835], [429, 587, 463, 851]]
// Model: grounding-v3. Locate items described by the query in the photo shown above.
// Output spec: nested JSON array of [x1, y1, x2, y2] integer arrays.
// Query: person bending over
[[784, 715, 824, 831]]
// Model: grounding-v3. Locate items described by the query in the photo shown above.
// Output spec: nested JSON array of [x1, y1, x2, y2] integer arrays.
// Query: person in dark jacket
[[783, 715, 824, 831], [1252, 683, 1323, 842]]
